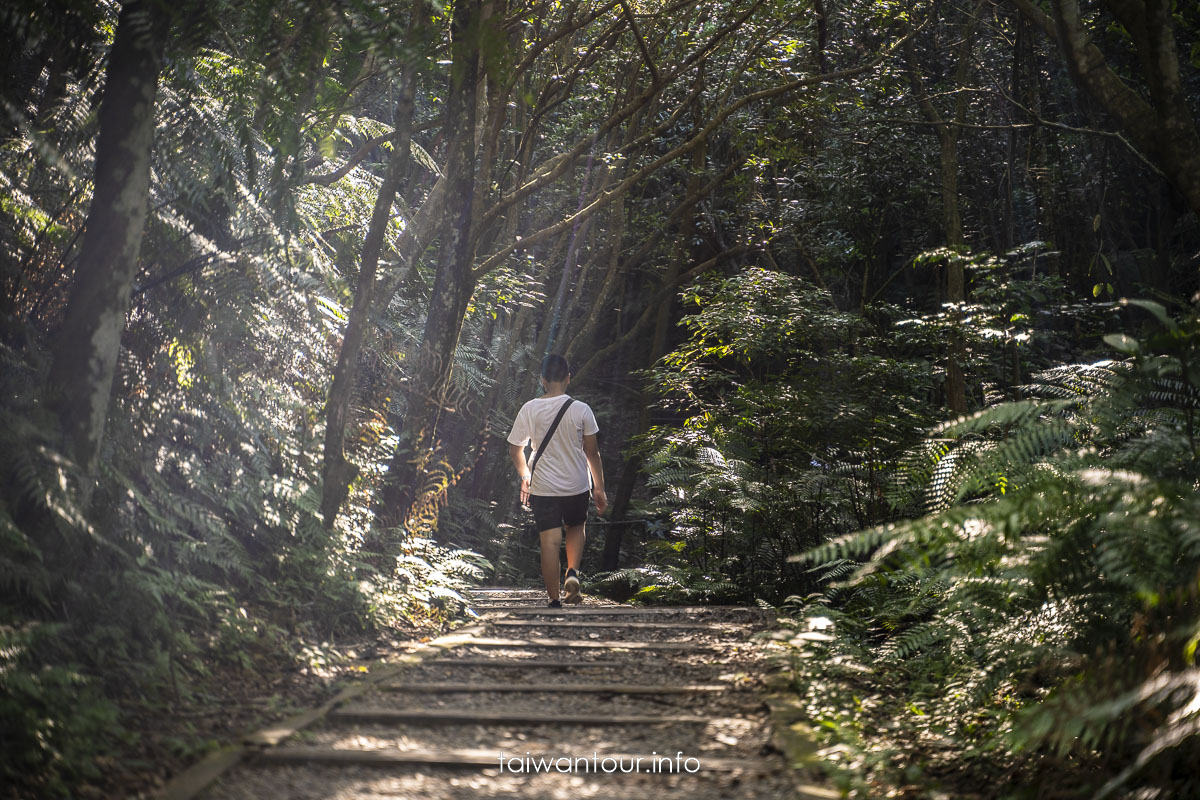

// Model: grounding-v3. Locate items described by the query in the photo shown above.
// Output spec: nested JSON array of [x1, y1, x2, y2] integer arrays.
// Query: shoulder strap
[[529, 397, 575, 481]]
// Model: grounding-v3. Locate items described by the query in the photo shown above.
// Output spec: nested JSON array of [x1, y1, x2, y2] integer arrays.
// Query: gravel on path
[[200, 592, 802, 800]]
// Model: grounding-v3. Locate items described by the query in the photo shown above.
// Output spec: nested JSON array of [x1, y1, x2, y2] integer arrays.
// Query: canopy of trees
[[3, 0, 1200, 797]]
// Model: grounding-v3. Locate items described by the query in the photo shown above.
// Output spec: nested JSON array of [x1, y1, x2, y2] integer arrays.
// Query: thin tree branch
[[572, 245, 750, 383], [993, 84, 1166, 176], [504, 16, 629, 186], [617, 71, 705, 155], [501, 0, 621, 95], [479, 0, 770, 234], [474, 27, 918, 279], [873, 117, 1034, 130], [302, 119, 438, 186], [619, 0, 660, 85], [563, 159, 742, 360]]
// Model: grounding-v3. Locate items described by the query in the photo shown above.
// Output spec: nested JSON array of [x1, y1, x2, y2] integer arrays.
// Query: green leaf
[[1102, 333, 1139, 355], [1122, 299, 1177, 332], [410, 140, 442, 177], [318, 134, 336, 160]]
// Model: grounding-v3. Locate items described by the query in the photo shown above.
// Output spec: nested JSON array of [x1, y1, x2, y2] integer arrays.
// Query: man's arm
[[582, 433, 607, 514], [509, 443, 532, 505]]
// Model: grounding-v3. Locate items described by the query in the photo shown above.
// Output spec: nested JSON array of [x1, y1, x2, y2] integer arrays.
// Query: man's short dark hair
[[541, 353, 570, 382]]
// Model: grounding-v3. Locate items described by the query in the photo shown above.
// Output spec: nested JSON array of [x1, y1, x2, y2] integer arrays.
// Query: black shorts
[[530, 490, 590, 531]]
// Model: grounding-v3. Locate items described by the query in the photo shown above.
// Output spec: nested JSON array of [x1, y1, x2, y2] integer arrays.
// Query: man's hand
[[511, 443, 532, 507], [582, 432, 606, 515]]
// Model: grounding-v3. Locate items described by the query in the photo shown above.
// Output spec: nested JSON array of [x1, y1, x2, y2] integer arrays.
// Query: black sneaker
[[563, 569, 581, 605], [548, 599, 562, 608]]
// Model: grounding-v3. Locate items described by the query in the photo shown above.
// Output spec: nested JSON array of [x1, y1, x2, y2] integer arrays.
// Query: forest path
[[195, 588, 821, 800]]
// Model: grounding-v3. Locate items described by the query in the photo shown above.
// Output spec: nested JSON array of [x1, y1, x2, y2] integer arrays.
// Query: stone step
[[257, 745, 772, 773], [328, 708, 712, 725], [378, 681, 732, 694], [490, 619, 738, 631], [462, 636, 715, 651]]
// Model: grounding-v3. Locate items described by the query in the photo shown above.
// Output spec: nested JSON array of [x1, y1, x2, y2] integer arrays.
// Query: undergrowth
[[778, 300, 1200, 798]]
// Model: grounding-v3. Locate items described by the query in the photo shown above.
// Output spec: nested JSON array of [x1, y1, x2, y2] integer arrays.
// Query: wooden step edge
[[465, 589, 546, 594], [475, 608, 630, 613], [426, 657, 636, 668], [472, 605, 772, 614], [328, 708, 711, 725], [155, 623, 489, 800], [377, 682, 735, 694], [158, 747, 245, 800], [257, 745, 778, 774], [765, 692, 842, 798], [463, 637, 715, 651], [490, 619, 740, 631]]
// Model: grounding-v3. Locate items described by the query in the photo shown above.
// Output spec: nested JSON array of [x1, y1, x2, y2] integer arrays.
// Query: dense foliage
[[596, 268, 935, 601], [4, 0, 1200, 797], [611, 1, 1200, 797], [780, 305, 1200, 798]]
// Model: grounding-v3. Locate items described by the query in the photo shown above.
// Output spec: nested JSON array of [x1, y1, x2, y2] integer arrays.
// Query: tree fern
[[788, 306, 1200, 797]]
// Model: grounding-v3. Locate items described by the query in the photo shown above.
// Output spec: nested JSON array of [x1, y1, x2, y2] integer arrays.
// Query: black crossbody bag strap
[[528, 398, 575, 482]]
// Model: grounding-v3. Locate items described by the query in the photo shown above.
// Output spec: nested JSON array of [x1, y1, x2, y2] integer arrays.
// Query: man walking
[[508, 354, 606, 607]]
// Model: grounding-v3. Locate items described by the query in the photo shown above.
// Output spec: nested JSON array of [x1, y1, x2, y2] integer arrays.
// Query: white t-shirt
[[507, 395, 599, 496]]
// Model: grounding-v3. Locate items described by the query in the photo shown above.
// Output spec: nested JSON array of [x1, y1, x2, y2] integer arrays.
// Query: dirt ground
[[194, 590, 800, 800]]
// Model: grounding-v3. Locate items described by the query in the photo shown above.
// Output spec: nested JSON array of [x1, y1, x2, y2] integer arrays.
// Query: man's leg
[[563, 524, 586, 572], [562, 523, 585, 603], [539, 527, 564, 601], [561, 490, 590, 604]]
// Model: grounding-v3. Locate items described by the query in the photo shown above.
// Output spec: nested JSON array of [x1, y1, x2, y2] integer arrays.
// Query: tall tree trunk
[[465, 255, 555, 504], [1004, 15, 1024, 251], [602, 134, 706, 569], [47, 0, 170, 476], [321, 7, 423, 528], [1012, 0, 1200, 220], [377, 0, 482, 534], [544, 146, 601, 354], [906, 10, 977, 416], [940, 148, 969, 415]]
